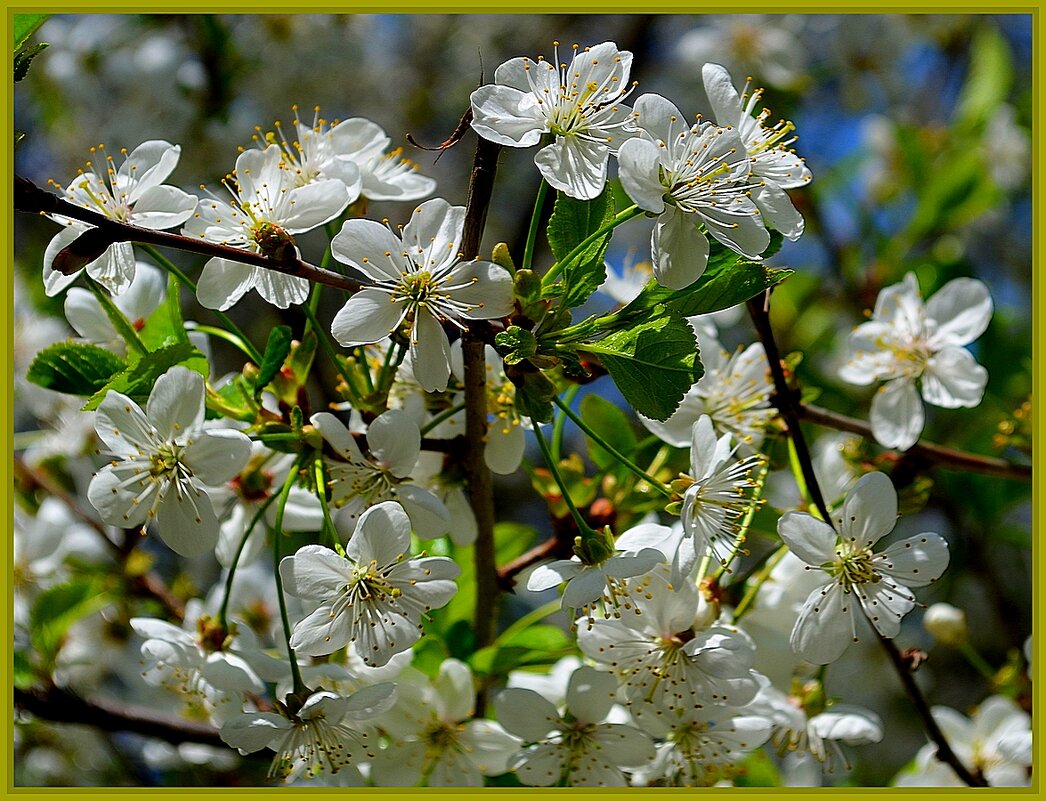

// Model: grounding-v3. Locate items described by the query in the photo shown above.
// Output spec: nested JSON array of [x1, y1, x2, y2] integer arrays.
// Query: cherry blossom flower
[[680, 415, 766, 570], [778, 471, 950, 664], [895, 695, 1031, 787], [702, 63, 812, 240], [577, 568, 761, 711], [329, 198, 514, 392], [496, 665, 655, 786], [631, 700, 772, 786], [279, 501, 459, 666], [87, 366, 252, 557], [220, 685, 396, 781], [185, 144, 349, 310], [311, 409, 451, 538], [840, 272, 992, 451], [370, 660, 520, 786], [470, 41, 637, 200], [617, 93, 769, 289], [43, 140, 197, 296], [641, 330, 775, 451]]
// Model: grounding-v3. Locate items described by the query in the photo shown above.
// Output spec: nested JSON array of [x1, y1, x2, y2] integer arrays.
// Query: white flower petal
[[753, 182, 804, 241], [778, 511, 837, 566], [926, 277, 993, 348], [196, 258, 256, 311], [43, 225, 88, 296], [534, 137, 608, 201], [922, 347, 988, 409], [495, 688, 561, 741], [131, 185, 197, 230], [470, 84, 546, 147], [701, 63, 743, 127], [366, 409, 421, 477], [445, 260, 515, 320], [331, 289, 405, 347], [279, 545, 350, 598], [280, 180, 349, 232], [870, 378, 924, 451], [346, 500, 412, 565], [876, 532, 949, 588], [651, 206, 710, 290], [253, 270, 310, 309], [183, 429, 252, 485], [565, 665, 617, 725], [146, 366, 205, 439], [395, 483, 451, 538], [155, 481, 220, 557], [791, 582, 859, 665], [409, 311, 452, 392], [617, 137, 667, 214], [526, 560, 583, 592], [330, 219, 409, 282], [838, 472, 898, 550]]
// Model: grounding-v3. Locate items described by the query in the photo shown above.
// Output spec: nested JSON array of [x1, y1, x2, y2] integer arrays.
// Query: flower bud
[[923, 603, 967, 646]]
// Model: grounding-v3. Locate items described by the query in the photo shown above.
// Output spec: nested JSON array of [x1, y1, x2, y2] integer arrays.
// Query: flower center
[[150, 441, 187, 480], [830, 544, 878, 589]]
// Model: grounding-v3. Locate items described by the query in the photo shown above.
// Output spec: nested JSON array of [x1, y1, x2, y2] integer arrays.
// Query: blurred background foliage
[[12, 13, 1031, 787]]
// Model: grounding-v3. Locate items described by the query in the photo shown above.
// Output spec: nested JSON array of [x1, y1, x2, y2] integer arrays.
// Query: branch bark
[[458, 136, 503, 656], [15, 175, 362, 294], [15, 686, 225, 748], [799, 402, 1031, 483]]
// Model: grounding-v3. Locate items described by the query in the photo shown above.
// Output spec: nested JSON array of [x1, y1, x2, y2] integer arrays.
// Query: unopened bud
[[923, 603, 967, 646]]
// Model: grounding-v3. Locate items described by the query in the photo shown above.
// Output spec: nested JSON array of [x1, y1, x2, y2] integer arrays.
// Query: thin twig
[[746, 290, 988, 788], [799, 402, 1031, 483], [15, 175, 362, 294]]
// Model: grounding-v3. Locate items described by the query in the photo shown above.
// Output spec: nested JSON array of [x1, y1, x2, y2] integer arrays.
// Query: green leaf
[[579, 395, 637, 471], [14, 41, 47, 82], [955, 23, 1013, 132], [13, 14, 48, 50], [618, 241, 792, 322], [14, 649, 34, 690], [30, 579, 113, 662], [26, 342, 128, 396], [494, 326, 538, 365], [82, 342, 206, 411], [546, 186, 616, 308], [494, 521, 538, 565], [498, 624, 571, 652], [588, 315, 703, 422], [255, 325, 294, 397], [514, 369, 557, 423], [733, 748, 781, 787], [138, 293, 191, 351]]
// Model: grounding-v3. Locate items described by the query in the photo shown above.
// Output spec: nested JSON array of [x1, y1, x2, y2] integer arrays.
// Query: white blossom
[[702, 63, 811, 240], [840, 272, 992, 451], [496, 665, 655, 786], [618, 93, 769, 289], [87, 366, 252, 557], [329, 198, 514, 392], [185, 144, 349, 310], [43, 140, 197, 296], [63, 261, 166, 352], [470, 41, 637, 200], [778, 471, 950, 664], [279, 501, 459, 666]]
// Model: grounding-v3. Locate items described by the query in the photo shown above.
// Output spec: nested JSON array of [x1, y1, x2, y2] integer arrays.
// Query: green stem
[[960, 641, 997, 681], [419, 402, 466, 436], [531, 416, 597, 537], [375, 340, 405, 397], [493, 598, 562, 647], [85, 278, 148, 357], [732, 544, 788, 622], [313, 455, 343, 554], [141, 244, 263, 365], [522, 178, 549, 271], [300, 302, 362, 404], [272, 456, 308, 695], [551, 393, 671, 496], [218, 493, 280, 628], [357, 347, 375, 394], [550, 385, 580, 462], [541, 205, 642, 286], [186, 324, 259, 361]]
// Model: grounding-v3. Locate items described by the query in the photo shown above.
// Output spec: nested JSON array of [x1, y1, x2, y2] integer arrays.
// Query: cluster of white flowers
[[17, 29, 1024, 791]]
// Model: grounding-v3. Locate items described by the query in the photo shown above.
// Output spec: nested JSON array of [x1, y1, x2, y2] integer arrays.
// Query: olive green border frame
[[3, 5, 1039, 798]]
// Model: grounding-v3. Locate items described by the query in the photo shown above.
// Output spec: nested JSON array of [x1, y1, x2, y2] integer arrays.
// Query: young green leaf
[[579, 394, 638, 472], [14, 41, 47, 82], [82, 342, 207, 411], [13, 14, 48, 50], [546, 186, 616, 308], [255, 324, 294, 398], [585, 315, 703, 422], [26, 342, 128, 396]]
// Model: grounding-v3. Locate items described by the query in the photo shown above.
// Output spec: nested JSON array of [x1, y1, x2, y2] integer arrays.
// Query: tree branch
[[799, 402, 1031, 483], [15, 686, 226, 748], [15, 175, 362, 294], [458, 135, 502, 657], [746, 290, 988, 788]]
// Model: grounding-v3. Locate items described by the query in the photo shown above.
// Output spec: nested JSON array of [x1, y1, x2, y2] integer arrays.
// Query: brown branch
[[746, 290, 989, 788], [799, 402, 1031, 483], [14, 175, 363, 294], [459, 136, 503, 659], [15, 686, 226, 748], [877, 634, 987, 786], [13, 455, 185, 621], [496, 535, 573, 591]]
